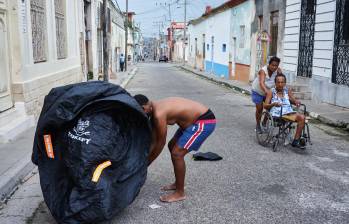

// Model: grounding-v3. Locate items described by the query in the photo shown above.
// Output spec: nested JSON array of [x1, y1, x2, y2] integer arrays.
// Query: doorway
[[0, 11, 13, 112]]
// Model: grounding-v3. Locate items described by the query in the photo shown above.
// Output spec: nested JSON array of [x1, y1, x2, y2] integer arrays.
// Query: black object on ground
[[192, 152, 223, 161], [32, 81, 151, 224]]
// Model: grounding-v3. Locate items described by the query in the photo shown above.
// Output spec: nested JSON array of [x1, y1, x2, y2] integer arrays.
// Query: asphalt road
[[4, 63, 349, 224]]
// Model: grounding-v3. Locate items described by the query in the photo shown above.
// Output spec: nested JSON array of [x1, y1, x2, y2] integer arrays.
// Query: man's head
[[134, 94, 152, 114], [274, 73, 287, 91], [268, 56, 281, 72]]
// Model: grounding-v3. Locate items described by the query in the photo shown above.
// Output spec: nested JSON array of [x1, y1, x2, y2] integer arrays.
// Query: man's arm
[[288, 88, 301, 106], [263, 90, 281, 110], [148, 115, 167, 166]]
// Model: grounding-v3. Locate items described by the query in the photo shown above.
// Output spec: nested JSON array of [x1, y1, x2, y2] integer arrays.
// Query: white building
[[187, 1, 255, 83], [0, 0, 84, 142], [283, 0, 349, 107]]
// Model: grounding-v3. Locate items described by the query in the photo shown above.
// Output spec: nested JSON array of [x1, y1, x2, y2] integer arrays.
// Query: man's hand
[[295, 100, 301, 107], [273, 102, 282, 107]]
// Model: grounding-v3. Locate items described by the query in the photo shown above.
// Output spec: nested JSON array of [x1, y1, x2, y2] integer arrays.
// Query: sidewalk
[[179, 64, 349, 130], [0, 66, 139, 204], [109, 64, 138, 88]]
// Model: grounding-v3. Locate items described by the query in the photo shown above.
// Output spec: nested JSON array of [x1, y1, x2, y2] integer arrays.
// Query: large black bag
[[32, 81, 151, 224]]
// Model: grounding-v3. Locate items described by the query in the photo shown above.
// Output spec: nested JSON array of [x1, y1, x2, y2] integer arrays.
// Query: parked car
[[159, 55, 168, 62]]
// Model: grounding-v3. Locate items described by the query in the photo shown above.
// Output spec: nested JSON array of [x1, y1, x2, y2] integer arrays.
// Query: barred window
[[55, 0, 67, 59], [30, 0, 47, 63]]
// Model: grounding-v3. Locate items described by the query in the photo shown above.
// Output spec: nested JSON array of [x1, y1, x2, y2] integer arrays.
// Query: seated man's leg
[[294, 113, 305, 139], [291, 113, 306, 149], [160, 144, 188, 202]]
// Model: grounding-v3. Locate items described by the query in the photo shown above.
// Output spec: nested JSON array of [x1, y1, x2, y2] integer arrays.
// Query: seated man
[[263, 73, 306, 149], [134, 95, 216, 203]]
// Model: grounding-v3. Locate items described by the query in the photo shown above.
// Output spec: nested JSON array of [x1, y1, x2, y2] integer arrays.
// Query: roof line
[[188, 0, 246, 25]]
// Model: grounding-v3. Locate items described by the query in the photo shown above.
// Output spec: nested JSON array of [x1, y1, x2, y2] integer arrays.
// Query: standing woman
[[251, 56, 282, 133]]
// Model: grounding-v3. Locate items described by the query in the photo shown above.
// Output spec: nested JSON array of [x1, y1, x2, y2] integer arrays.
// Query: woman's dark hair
[[134, 94, 149, 106], [274, 73, 287, 83], [269, 56, 281, 65]]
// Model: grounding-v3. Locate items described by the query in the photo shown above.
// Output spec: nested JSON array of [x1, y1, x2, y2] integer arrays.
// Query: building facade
[[187, 0, 255, 82], [0, 0, 84, 142], [283, 0, 349, 107], [251, 0, 286, 80]]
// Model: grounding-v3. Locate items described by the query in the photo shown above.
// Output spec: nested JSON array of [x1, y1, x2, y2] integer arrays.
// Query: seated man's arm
[[148, 114, 167, 166], [288, 88, 301, 106], [263, 90, 280, 110]]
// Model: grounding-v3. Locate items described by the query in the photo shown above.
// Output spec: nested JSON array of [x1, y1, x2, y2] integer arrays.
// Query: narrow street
[[5, 63, 348, 223]]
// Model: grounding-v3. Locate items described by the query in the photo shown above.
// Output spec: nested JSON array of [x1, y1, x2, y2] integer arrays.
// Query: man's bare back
[[151, 97, 208, 129]]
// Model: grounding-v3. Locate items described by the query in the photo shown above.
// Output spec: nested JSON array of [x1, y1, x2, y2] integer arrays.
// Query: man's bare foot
[[159, 192, 186, 203], [161, 183, 176, 191]]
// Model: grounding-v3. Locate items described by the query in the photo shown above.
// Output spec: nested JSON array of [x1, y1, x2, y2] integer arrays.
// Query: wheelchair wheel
[[256, 111, 274, 146]]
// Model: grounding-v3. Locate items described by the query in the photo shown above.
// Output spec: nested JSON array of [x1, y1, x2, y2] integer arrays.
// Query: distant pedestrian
[[251, 56, 282, 133], [119, 54, 125, 72]]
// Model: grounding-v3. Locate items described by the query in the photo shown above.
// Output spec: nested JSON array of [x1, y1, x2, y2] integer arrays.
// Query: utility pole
[[182, 0, 186, 65], [102, 0, 109, 81], [124, 0, 128, 71], [168, 3, 172, 61]]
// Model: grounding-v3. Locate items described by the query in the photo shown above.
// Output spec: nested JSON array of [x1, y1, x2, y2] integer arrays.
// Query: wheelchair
[[256, 104, 312, 152]]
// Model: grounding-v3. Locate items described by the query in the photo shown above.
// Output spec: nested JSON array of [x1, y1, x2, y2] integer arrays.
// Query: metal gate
[[297, 0, 316, 78], [332, 0, 349, 87]]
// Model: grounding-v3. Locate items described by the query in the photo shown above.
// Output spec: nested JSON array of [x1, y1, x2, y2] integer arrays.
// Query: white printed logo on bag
[[68, 119, 92, 144]]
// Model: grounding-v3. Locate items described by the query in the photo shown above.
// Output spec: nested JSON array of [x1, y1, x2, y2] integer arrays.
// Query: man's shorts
[[251, 91, 265, 104], [173, 109, 216, 152], [282, 113, 297, 122]]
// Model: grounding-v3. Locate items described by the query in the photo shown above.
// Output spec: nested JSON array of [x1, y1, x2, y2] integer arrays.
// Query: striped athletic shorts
[[174, 109, 216, 152]]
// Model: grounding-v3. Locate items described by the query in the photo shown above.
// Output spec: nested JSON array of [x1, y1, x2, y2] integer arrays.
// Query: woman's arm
[[258, 70, 270, 94], [263, 90, 281, 110]]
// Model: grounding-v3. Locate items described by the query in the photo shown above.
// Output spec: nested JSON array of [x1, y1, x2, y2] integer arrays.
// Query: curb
[[179, 66, 251, 96], [0, 153, 35, 203], [121, 67, 138, 88], [179, 65, 348, 129]]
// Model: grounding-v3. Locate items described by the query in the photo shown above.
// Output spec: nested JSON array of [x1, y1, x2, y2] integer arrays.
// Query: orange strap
[[92, 161, 112, 182], [43, 135, 54, 159]]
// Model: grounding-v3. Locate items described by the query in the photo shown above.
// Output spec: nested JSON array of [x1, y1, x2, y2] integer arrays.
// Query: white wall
[[205, 10, 231, 66], [283, 0, 301, 74], [312, 0, 336, 79]]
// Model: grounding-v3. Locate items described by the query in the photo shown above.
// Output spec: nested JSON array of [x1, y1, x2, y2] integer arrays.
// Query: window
[[207, 44, 209, 51], [55, 0, 67, 59], [30, 0, 47, 63], [239, 25, 245, 48], [222, 44, 226, 52], [270, 11, 279, 56]]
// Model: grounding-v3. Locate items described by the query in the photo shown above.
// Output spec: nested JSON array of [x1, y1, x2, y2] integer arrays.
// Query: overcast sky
[[117, 0, 227, 37]]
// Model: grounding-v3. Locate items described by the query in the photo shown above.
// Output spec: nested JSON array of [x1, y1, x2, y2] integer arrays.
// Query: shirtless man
[[134, 95, 216, 203]]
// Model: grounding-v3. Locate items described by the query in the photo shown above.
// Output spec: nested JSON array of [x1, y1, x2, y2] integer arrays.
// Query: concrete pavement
[[27, 63, 349, 223], [179, 64, 349, 130]]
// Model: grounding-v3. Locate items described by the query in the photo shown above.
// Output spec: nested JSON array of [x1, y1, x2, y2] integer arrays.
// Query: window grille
[[55, 0, 67, 59], [30, 0, 47, 63]]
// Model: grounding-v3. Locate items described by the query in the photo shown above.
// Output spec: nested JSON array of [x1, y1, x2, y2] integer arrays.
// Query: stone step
[[0, 103, 35, 143], [288, 84, 310, 93], [293, 91, 312, 100]]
